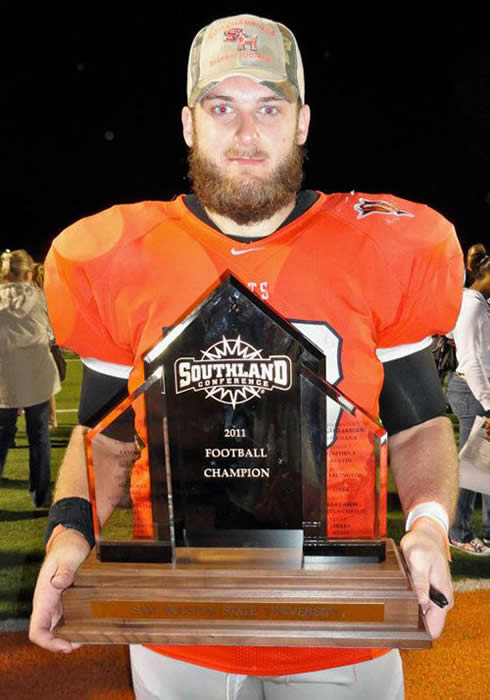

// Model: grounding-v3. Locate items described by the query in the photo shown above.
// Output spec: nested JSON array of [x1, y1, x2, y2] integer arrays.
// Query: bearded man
[[30, 14, 463, 700]]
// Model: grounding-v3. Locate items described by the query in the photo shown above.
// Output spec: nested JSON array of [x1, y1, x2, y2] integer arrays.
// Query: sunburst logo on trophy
[[174, 336, 292, 408]]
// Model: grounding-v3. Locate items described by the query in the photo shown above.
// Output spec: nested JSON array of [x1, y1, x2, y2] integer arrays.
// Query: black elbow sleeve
[[379, 348, 447, 436], [78, 364, 135, 442]]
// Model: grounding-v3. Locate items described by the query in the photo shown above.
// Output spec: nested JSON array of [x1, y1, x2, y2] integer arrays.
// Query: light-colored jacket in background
[[0, 282, 61, 408], [452, 288, 490, 411]]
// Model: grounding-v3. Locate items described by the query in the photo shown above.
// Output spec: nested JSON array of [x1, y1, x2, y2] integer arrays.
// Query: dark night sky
[[2, 4, 489, 261]]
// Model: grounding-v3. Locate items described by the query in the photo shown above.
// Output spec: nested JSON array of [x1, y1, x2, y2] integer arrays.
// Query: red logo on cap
[[224, 28, 258, 52]]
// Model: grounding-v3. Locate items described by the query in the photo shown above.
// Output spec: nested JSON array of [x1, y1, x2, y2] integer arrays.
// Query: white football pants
[[130, 646, 404, 700]]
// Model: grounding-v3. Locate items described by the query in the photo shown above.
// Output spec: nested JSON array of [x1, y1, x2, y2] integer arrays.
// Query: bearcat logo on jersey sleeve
[[354, 197, 415, 220], [174, 336, 292, 409]]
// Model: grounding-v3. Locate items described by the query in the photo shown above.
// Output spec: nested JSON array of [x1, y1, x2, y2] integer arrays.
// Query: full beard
[[187, 142, 306, 226]]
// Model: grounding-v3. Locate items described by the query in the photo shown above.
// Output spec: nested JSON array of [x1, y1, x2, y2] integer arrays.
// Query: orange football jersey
[[45, 191, 463, 675]]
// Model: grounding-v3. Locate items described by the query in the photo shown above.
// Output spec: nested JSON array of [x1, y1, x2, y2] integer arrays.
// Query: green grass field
[[0, 357, 81, 620], [0, 359, 488, 620]]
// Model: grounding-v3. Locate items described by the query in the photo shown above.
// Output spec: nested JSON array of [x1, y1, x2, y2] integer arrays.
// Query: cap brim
[[189, 68, 298, 106]]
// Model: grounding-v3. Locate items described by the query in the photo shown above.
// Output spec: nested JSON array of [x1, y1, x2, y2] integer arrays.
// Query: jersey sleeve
[[44, 202, 165, 365], [350, 194, 464, 351], [44, 208, 130, 364]]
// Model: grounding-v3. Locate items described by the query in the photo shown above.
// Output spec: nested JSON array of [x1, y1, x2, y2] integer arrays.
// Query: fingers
[[29, 558, 74, 653], [410, 568, 434, 617], [410, 569, 453, 638], [50, 565, 79, 591], [29, 531, 91, 653], [422, 602, 450, 640], [400, 525, 454, 639], [29, 618, 74, 653]]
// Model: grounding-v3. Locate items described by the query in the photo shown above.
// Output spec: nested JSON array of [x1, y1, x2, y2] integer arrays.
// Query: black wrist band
[[43, 497, 95, 549]]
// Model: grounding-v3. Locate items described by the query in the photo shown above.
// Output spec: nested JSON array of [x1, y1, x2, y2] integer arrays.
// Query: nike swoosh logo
[[230, 247, 264, 256]]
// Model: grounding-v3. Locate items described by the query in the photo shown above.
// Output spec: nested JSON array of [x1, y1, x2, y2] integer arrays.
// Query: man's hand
[[400, 516, 453, 639], [29, 528, 91, 652]]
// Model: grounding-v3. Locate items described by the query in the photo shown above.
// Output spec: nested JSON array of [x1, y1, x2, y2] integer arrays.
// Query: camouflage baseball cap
[[187, 14, 305, 107]]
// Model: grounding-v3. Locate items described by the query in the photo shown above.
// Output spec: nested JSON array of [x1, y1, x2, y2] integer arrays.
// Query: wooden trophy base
[[55, 538, 431, 648]]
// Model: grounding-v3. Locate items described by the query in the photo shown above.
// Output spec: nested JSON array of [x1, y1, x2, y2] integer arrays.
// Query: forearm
[[32, 425, 136, 652], [53, 425, 90, 500], [388, 415, 458, 524], [53, 424, 135, 526], [389, 416, 458, 638]]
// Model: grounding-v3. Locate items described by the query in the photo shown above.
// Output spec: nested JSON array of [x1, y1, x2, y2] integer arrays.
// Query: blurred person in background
[[465, 244, 487, 287], [448, 253, 490, 554], [32, 262, 59, 429], [0, 250, 61, 506]]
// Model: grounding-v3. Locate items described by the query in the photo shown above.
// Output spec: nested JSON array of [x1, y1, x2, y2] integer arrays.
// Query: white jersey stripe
[[82, 339, 432, 376], [376, 336, 432, 363], [81, 357, 132, 379]]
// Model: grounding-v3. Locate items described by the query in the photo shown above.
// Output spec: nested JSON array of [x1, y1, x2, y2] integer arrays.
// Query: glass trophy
[[86, 275, 387, 564], [56, 275, 430, 648]]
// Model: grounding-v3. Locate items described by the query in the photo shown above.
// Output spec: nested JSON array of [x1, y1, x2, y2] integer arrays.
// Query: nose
[[234, 111, 258, 146]]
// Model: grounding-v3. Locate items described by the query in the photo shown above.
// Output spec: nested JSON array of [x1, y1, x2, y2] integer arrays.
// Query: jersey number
[[292, 321, 343, 447]]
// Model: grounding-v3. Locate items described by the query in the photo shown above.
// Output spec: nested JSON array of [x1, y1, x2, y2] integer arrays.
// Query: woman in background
[[32, 262, 58, 429], [0, 250, 61, 506], [448, 253, 490, 554], [465, 243, 487, 287]]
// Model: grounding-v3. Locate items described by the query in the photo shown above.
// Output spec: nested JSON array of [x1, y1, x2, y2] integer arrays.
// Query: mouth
[[227, 157, 265, 166], [225, 151, 267, 166]]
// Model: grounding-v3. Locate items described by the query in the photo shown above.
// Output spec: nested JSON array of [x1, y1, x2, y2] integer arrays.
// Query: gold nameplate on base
[[56, 539, 431, 648]]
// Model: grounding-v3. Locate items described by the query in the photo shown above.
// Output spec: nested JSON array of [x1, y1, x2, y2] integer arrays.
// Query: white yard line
[[55, 409, 78, 413], [453, 578, 490, 592], [0, 618, 29, 632]]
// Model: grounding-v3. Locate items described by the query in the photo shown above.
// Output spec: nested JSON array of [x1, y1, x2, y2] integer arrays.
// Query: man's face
[[182, 76, 311, 224]]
